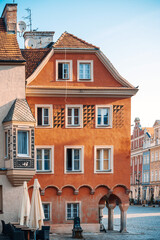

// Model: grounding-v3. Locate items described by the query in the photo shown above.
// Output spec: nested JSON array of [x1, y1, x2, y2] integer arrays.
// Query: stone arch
[[61, 185, 77, 191], [77, 184, 94, 194], [95, 184, 110, 191], [112, 184, 129, 193], [44, 185, 60, 192]]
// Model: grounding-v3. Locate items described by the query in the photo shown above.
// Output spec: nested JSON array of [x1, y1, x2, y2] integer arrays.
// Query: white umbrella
[[28, 179, 45, 230], [19, 181, 30, 226]]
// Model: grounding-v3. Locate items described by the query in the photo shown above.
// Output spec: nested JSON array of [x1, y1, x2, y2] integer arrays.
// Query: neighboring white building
[[0, 3, 35, 227]]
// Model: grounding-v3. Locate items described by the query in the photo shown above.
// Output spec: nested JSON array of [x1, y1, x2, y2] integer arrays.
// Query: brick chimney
[[1, 4, 17, 33]]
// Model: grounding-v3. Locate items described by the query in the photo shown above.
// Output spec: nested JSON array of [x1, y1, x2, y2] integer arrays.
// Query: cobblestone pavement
[[50, 206, 160, 240]]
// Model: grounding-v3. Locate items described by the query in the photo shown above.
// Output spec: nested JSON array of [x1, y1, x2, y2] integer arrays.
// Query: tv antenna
[[23, 8, 32, 31]]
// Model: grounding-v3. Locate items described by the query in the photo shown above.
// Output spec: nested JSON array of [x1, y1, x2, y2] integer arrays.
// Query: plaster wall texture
[[0, 175, 23, 229], [0, 65, 25, 227], [0, 65, 25, 167]]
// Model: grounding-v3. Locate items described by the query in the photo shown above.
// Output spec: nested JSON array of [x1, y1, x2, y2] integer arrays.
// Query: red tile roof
[[53, 31, 99, 49], [21, 48, 52, 78], [0, 18, 25, 62]]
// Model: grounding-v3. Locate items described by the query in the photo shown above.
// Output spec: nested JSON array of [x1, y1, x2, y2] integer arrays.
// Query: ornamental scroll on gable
[[53, 105, 65, 128], [113, 105, 124, 128], [83, 105, 95, 128]]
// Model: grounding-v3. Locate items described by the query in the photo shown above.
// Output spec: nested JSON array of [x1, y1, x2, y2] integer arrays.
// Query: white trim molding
[[65, 104, 83, 128], [64, 146, 84, 174], [77, 60, 93, 82], [26, 86, 138, 98], [35, 145, 54, 173], [94, 145, 114, 174]]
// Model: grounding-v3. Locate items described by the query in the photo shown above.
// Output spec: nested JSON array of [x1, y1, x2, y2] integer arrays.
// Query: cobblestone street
[[50, 206, 160, 240]]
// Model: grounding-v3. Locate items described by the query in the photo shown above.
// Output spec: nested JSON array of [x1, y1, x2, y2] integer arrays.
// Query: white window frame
[[65, 105, 83, 128], [94, 145, 113, 173], [17, 130, 30, 158], [151, 152, 154, 162], [155, 170, 158, 181], [95, 105, 112, 128], [42, 202, 52, 221], [64, 146, 84, 174], [35, 146, 54, 173], [66, 201, 81, 221], [56, 60, 72, 81], [155, 151, 158, 161], [144, 171, 149, 183], [35, 104, 53, 128], [4, 131, 8, 159], [77, 60, 93, 82], [151, 170, 154, 181]]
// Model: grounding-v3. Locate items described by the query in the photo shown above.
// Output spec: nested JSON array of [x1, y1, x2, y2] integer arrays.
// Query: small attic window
[[56, 60, 72, 81], [77, 60, 93, 82]]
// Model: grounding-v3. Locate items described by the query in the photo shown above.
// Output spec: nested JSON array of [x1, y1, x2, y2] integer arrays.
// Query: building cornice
[[26, 86, 138, 98]]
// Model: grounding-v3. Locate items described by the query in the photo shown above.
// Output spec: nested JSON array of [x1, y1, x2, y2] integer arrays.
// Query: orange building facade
[[22, 32, 138, 233]]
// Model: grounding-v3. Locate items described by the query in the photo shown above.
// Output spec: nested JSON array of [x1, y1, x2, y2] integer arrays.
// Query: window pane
[[37, 149, 42, 160], [44, 108, 48, 117], [18, 131, 28, 155], [74, 160, 79, 170], [63, 63, 69, 79], [104, 149, 109, 159], [58, 63, 62, 79], [68, 109, 72, 116], [43, 108, 49, 125], [37, 160, 42, 170], [79, 63, 90, 79], [43, 204, 50, 220], [44, 149, 50, 159], [96, 160, 100, 170], [5, 132, 8, 157], [37, 108, 42, 126], [74, 149, 79, 159], [74, 108, 79, 116], [104, 160, 109, 170], [67, 149, 72, 171], [44, 160, 50, 170], [96, 149, 100, 159], [68, 116, 72, 125], [74, 117, 79, 125]]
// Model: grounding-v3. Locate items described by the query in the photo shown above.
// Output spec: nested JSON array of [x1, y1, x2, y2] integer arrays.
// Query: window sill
[[56, 79, 72, 81], [96, 125, 111, 129], [36, 125, 52, 128], [37, 170, 53, 174], [65, 171, 83, 174], [17, 155, 30, 158], [66, 125, 82, 128], [95, 170, 112, 174]]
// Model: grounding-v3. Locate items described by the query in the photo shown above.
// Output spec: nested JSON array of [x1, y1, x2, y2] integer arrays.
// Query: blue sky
[[1, 0, 160, 129]]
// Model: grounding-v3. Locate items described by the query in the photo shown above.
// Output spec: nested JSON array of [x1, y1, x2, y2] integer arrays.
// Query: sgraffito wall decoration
[[53, 105, 65, 128], [83, 105, 95, 128], [113, 105, 124, 128]]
